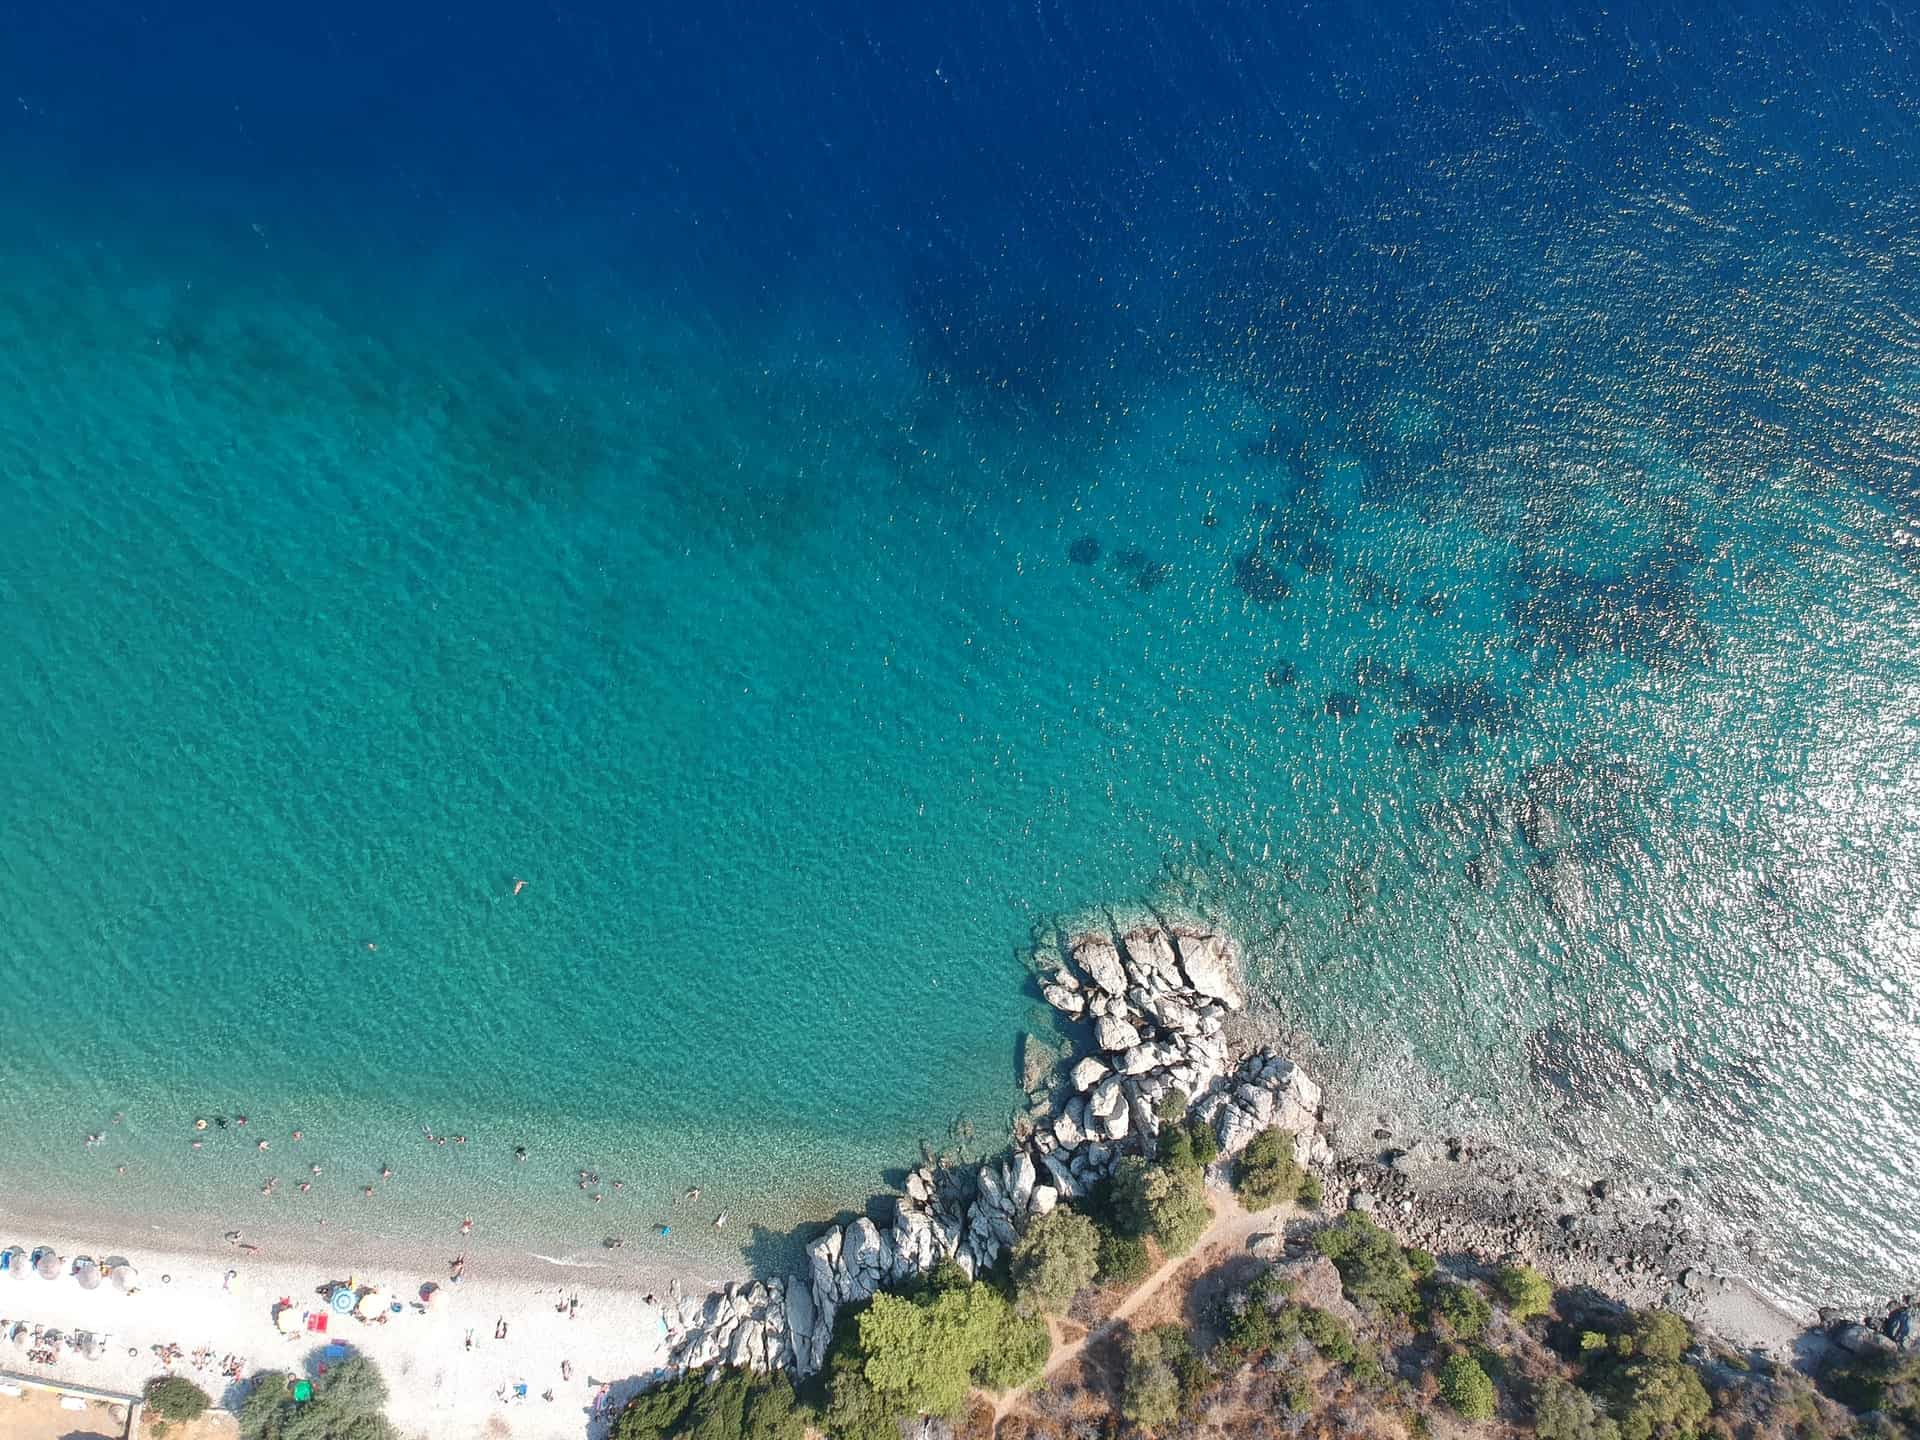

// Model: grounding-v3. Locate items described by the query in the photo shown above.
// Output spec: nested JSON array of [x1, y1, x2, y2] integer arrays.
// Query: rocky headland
[[654, 920, 1910, 1384]]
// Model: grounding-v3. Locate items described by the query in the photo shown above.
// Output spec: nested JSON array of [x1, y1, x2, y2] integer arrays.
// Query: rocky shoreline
[[654, 921, 1911, 1382]]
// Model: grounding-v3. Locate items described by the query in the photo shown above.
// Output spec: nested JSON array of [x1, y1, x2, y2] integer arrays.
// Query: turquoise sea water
[[4, 0, 1920, 1307]]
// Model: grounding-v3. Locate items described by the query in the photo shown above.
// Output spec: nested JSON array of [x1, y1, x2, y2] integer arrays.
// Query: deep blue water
[[0, 1, 1916, 1303]]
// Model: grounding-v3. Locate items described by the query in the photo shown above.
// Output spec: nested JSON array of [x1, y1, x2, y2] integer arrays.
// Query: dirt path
[[993, 1184, 1287, 1424]]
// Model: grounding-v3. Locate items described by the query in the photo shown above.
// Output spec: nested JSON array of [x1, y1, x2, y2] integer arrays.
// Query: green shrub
[[1299, 1172, 1324, 1209], [1407, 1247, 1438, 1280], [820, 1364, 899, 1440], [1608, 1359, 1711, 1440], [1009, 1209, 1100, 1318], [1157, 1118, 1219, 1175], [976, 1312, 1050, 1392], [1298, 1305, 1357, 1365], [1622, 1311, 1692, 1364], [1155, 1090, 1191, 1124], [1219, 1289, 1301, 1360], [1427, 1280, 1492, 1341], [1111, 1156, 1211, 1256], [238, 1357, 397, 1440], [1096, 1227, 1152, 1285], [1281, 1376, 1317, 1414], [237, 1373, 292, 1440], [1826, 1350, 1920, 1423], [1534, 1377, 1622, 1440], [1233, 1127, 1311, 1209], [1149, 1323, 1209, 1408], [617, 1371, 806, 1440], [1438, 1353, 1498, 1421], [145, 1376, 211, 1423], [819, 1274, 1050, 1437], [1121, 1328, 1182, 1429], [1312, 1213, 1418, 1316], [1495, 1264, 1555, 1321]]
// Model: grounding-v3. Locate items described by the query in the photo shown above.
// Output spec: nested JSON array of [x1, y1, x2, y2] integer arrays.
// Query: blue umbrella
[[329, 1288, 356, 1314]]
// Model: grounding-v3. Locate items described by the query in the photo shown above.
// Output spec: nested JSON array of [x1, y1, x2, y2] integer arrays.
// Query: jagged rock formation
[[663, 922, 1326, 1379]]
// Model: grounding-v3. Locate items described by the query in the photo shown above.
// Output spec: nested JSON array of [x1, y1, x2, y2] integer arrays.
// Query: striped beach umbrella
[[33, 1248, 62, 1280]]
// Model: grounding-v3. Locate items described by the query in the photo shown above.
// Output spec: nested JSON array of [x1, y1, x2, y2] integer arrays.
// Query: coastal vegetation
[[143, 1375, 211, 1432], [237, 1357, 398, 1440], [813, 1263, 1047, 1440], [1009, 1210, 1101, 1318], [1231, 1125, 1320, 1210], [611, 1369, 805, 1440]]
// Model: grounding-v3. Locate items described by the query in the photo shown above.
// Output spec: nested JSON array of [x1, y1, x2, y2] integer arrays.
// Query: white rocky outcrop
[[664, 922, 1324, 1383]]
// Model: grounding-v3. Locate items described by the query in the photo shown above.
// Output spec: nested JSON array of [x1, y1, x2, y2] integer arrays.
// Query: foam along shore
[[0, 1221, 675, 1437], [663, 922, 1326, 1376]]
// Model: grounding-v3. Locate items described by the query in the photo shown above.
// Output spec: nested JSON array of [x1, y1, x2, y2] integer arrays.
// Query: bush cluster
[[1439, 1352, 1498, 1420], [1496, 1263, 1555, 1321], [1312, 1212, 1420, 1317], [818, 1269, 1048, 1440], [613, 1370, 804, 1440], [239, 1358, 397, 1440], [1232, 1126, 1318, 1210], [1008, 1209, 1099, 1318], [1111, 1155, 1211, 1257], [1427, 1279, 1493, 1341], [144, 1376, 211, 1434]]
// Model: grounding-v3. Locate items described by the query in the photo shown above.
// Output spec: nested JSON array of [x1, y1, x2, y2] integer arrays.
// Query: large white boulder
[[1071, 935, 1128, 995], [1072, 1055, 1111, 1092], [1171, 927, 1245, 1009]]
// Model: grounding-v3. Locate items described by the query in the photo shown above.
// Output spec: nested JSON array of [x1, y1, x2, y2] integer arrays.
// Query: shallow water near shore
[[2, 1, 1918, 1310]]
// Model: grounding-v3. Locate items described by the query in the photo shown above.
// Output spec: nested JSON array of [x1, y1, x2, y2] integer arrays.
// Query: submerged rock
[[1068, 535, 1101, 565]]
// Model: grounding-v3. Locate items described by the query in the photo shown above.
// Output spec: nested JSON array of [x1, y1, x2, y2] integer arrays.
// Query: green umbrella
[[292, 1380, 313, 1403]]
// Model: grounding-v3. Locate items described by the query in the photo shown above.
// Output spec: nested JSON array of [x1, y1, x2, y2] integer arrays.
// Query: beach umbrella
[[1, 1246, 25, 1279], [355, 1289, 385, 1318], [275, 1306, 301, 1335], [329, 1288, 355, 1314], [33, 1248, 62, 1280], [109, 1264, 139, 1294], [74, 1259, 102, 1290]]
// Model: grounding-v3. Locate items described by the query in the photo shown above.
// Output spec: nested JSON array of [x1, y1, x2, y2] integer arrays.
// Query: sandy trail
[[994, 1184, 1281, 1424]]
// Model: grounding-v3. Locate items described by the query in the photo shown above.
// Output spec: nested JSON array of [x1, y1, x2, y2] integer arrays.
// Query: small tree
[[1233, 1126, 1308, 1209], [1121, 1327, 1181, 1429], [144, 1375, 211, 1430], [1427, 1280, 1492, 1341], [1438, 1353, 1498, 1420], [1113, 1157, 1211, 1256], [1609, 1358, 1711, 1440], [1096, 1227, 1151, 1285], [1313, 1213, 1418, 1316], [1009, 1209, 1100, 1318], [1495, 1263, 1554, 1321], [237, 1357, 397, 1440], [1534, 1377, 1622, 1440]]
